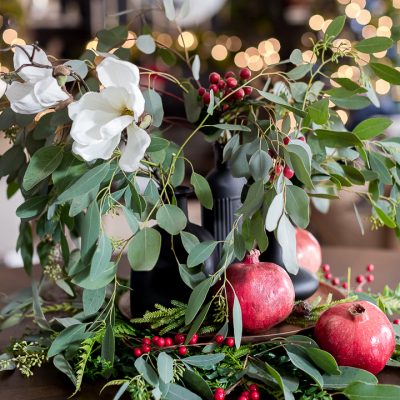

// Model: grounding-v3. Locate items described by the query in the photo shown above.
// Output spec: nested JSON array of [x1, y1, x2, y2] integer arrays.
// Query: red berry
[[202, 92, 211, 104], [151, 336, 159, 344], [299, 136, 305, 141], [331, 277, 340, 286], [209, 72, 221, 84], [222, 104, 229, 111], [274, 164, 282, 175], [283, 136, 290, 145], [225, 337, 235, 347], [322, 264, 330, 272], [174, 334, 185, 344], [240, 68, 251, 80], [393, 319, 400, 325], [210, 84, 219, 94], [141, 344, 151, 353], [233, 88, 245, 100], [356, 275, 365, 284], [283, 165, 294, 179], [198, 87, 206, 96], [213, 392, 224, 400], [342, 282, 349, 289], [366, 263, 375, 272], [133, 348, 142, 358], [215, 335, 225, 344], [366, 274, 374, 283], [268, 149, 277, 158], [226, 77, 238, 88], [238, 396, 248, 400], [224, 71, 235, 79], [325, 272, 332, 280], [142, 337, 151, 345], [248, 384, 258, 392], [215, 388, 225, 395], [156, 337, 165, 347], [218, 80, 227, 89], [241, 391, 250, 398], [250, 391, 260, 400], [164, 337, 173, 346], [189, 334, 199, 345], [243, 86, 253, 96], [178, 346, 188, 356]]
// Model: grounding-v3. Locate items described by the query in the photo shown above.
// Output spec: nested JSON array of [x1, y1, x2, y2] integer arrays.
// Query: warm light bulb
[[234, 52, 249, 68], [309, 14, 324, 31], [345, 3, 361, 19], [375, 79, 390, 95], [211, 44, 228, 61], [356, 9, 371, 25], [2, 28, 17, 44]]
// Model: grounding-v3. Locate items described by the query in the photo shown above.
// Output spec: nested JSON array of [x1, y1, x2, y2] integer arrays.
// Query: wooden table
[[1, 246, 400, 398]]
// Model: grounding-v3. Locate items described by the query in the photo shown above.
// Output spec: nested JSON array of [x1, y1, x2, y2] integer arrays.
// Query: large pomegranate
[[296, 228, 322, 273], [314, 301, 395, 375], [225, 249, 295, 333]]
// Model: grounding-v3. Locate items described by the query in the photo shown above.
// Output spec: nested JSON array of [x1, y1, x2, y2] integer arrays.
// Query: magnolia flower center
[[121, 108, 134, 117]]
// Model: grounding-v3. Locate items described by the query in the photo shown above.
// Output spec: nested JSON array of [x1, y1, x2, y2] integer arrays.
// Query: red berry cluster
[[133, 333, 200, 358], [214, 335, 234, 347], [199, 69, 253, 107], [321, 263, 376, 291], [213, 384, 260, 400], [393, 319, 400, 325], [270, 162, 295, 182]]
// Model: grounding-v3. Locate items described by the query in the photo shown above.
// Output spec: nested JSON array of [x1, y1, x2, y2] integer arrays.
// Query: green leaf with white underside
[[191, 55, 200, 80], [370, 63, 400, 85], [277, 214, 298, 274], [191, 172, 213, 210], [286, 186, 309, 229], [165, 383, 202, 400], [143, 89, 164, 127], [249, 150, 272, 182], [23, 145, 63, 190], [183, 353, 225, 368], [355, 37, 393, 54], [157, 352, 174, 384], [233, 292, 242, 349], [185, 277, 212, 324], [343, 382, 400, 399], [128, 228, 162, 271], [322, 366, 377, 390], [265, 192, 284, 232], [156, 204, 187, 235], [57, 163, 110, 203], [134, 357, 159, 387], [325, 15, 346, 39], [289, 49, 303, 65], [187, 241, 217, 268], [353, 117, 392, 140], [308, 98, 329, 125]]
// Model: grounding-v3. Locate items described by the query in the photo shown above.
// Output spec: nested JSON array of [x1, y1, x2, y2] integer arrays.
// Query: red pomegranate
[[296, 228, 322, 273], [314, 301, 395, 375], [225, 249, 295, 333]]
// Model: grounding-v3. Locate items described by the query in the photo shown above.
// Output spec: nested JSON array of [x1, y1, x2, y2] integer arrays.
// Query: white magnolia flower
[[5, 45, 69, 114], [69, 57, 150, 172], [0, 79, 6, 98]]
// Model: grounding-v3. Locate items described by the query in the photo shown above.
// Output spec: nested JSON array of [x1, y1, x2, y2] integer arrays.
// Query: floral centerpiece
[[1, 3, 400, 399]]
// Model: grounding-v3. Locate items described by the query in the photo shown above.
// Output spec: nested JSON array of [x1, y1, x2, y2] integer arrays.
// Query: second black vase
[[259, 231, 319, 300], [130, 186, 218, 318]]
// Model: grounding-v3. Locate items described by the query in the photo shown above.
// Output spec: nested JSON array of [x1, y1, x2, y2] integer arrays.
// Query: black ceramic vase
[[201, 142, 246, 257], [259, 231, 319, 300], [130, 186, 218, 318]]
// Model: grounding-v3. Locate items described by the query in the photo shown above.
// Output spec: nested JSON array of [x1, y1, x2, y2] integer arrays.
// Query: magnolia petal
[[6, 81, 44, 114], [14, 45, 52, 82], [125, 85, 145, 122], [72, 134, 120, 162], [68, 91, 117, 120], [119, 125, 150, 172], [100, 114, 134, 140], [0, 79, 7, 98], [97, 57, 140, 88], [34, 76, 69, 108], [103, 86, 131, 112], [69, 109, 118, 145]]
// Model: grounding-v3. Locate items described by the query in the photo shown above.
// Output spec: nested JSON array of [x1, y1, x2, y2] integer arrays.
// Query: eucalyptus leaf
[[83, 287, 106, 315], [143, 89, 164, 127], [185, 277, 212, 324], [232, 292, 243, 349], [163, 0, 175, 20], [370, 63, 400, 85], [165, 383, 202, 400], [325, 15, 346, 39], [16, 195, 48, 220], [158, 352, 174, 384], [286, 186, 310, 229], [182, 370, 214, 400], [249, 150, 272, 182], [128, 228, 162, 271], [48, 324, 89, 357], [180, 231, 200, 254], [353, 117, 392, 140], [183, 353, 225, 368], [265, 192, 284, 232], [134, 357, 159, 387], [191, 55, 200, 80], [191, 172, 213, 210], [355, 37, 393, 54], [136, 34, 156, 54], [156, 204, 187, 235], [322, 366, 377, 390], [187, 241, 218, 268], [277, 215, 298, 274], [343, 382, 400, 399]]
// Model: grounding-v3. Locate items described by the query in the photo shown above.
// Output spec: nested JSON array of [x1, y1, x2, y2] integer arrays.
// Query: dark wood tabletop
[[1, 246, 400, 399]]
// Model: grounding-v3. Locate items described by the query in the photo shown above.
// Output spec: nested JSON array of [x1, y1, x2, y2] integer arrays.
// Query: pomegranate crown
[[244, 249, 261, 264]]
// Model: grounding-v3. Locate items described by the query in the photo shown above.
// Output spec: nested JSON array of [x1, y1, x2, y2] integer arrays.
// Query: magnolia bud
[[53, 65, 71, 77]]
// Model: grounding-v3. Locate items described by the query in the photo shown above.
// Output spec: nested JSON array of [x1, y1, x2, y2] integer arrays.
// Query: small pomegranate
[[225, 249, 295, 333], [314, 301, 395, 375], [296, 228, 322, 273]]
